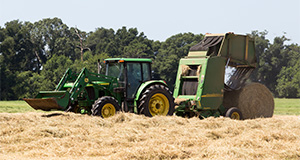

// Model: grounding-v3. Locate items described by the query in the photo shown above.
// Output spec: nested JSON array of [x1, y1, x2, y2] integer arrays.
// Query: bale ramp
[[223, 83, 274, 119]]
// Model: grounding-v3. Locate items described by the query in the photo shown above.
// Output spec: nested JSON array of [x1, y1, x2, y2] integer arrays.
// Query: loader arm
[[55, 68, 78, 91], [24, 68, 121, 111], [68, 67, 121, 104]]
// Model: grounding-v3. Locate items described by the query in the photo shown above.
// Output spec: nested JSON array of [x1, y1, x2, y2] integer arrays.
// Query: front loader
[[24, 58, 175, 118], [174, 33, 274, 120]]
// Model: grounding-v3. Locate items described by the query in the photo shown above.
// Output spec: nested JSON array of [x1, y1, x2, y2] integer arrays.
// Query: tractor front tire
[[138, 84, 175, 117], [92, 96, 120, 118]]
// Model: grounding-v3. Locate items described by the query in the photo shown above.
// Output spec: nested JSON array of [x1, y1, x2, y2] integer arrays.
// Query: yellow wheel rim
[[148, 93, 169, 116], [101, 103, 116, 118], [231, 112, 240, 120]]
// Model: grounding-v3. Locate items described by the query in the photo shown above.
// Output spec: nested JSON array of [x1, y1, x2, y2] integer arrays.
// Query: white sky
[[1, 0, 300, 44]]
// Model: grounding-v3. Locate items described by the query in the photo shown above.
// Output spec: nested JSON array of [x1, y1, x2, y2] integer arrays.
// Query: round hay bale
[[223, 83, 274, 119]]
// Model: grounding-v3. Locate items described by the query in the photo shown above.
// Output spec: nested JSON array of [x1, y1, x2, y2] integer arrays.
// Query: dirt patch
[[0, 112, 299, 159]]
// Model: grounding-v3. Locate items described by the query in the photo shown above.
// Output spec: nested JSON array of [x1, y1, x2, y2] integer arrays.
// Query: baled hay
[[197, 65, 202, 76], [223, 83, 274, 119], [181, 65, 191, 76], [1, 112, 300, 160]]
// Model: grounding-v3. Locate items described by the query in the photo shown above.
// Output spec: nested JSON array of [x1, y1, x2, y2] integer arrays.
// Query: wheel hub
[[148, 93, 169, 116], [231, 112, 240, 120], [101, 103, 116, 118]]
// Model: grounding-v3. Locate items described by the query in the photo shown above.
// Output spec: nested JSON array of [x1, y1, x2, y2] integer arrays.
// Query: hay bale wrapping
[[223, 82, 274, 119]]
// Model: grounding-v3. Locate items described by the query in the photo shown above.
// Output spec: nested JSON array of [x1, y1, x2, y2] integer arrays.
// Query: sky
[[0, 0, 300, 44]]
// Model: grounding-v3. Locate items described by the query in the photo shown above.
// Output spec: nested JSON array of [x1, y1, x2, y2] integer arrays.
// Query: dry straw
[[0, 112, 299, 160]]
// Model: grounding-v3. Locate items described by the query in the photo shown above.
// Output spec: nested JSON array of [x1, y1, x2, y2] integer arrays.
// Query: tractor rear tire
[[92, 96, 120, 118], [138, 84, 175, 117], [225, 107, 243, 120]]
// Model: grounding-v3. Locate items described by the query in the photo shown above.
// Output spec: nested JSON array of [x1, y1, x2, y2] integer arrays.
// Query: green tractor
[[24, 58, 175, 118]]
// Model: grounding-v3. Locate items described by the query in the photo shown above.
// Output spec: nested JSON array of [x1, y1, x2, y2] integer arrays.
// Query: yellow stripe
[[201, 94, 223, 98], [99, 83, 109, 85]]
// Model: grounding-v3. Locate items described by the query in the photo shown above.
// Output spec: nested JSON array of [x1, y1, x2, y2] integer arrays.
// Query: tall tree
[[0, 20, 37, 100], [152, 33, 204, 89], [74, 27, 90, 61], [249, 30, 270, 83], [87, 27, 117, 56], [276, 44, 300, 97], [249, 31, 294, 96], [0, 20, 36, 72], [31, 18, 79, 61], [87, 26, 154, 58]]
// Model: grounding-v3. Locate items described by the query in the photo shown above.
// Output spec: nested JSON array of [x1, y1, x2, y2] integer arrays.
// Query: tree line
[[0, 18, 299, 100]]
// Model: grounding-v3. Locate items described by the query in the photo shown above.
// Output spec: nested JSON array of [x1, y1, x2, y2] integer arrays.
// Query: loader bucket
[[24, 91, 70, 111]]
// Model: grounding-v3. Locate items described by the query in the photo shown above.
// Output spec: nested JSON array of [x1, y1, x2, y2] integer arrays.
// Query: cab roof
[[104, 58, 152, 63]]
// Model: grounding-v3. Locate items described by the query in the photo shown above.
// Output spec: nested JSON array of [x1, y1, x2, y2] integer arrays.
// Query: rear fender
[[133, 80, 167, 113]]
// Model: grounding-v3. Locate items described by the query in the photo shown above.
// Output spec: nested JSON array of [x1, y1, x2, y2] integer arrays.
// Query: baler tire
[[138, 84, 175, 117], [225, 107, 243, 120], [91, 96, 120, 118]]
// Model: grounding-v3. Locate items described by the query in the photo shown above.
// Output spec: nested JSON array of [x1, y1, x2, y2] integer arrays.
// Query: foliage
[[152, 33, 204, 89], [87, 27, 154, 58], [0, 18, 299, 99], [275, 44, 300, 97], [249, 31, 300, 97]]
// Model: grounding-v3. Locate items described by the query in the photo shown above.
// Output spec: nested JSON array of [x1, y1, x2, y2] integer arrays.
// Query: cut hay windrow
[[0, 112, 299, 159]]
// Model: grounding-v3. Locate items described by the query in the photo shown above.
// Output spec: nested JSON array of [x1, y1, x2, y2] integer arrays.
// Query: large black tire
[[138, 84, 175, 117], [225, 107, 243, 120], [91, 96, 120, 118]]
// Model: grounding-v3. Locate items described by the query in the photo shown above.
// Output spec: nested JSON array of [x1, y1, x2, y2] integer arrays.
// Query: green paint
[[174, 33, 259, 118], [104, 58, 152, 63]]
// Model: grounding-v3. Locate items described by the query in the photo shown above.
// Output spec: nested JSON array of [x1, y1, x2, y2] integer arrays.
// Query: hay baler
[[24, 58, 175, 118], [174, 33, 274, 119]]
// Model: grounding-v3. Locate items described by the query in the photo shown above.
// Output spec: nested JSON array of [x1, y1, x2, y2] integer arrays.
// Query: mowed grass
[[0, 100, 39, 113], [274, 98, 300, 115], [0, 98, 299, 115]]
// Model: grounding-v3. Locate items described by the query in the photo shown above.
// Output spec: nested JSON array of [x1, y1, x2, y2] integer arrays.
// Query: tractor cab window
[[127, 63, 142, 98], [142, 63, 151, 81], [106, 62, 125, 85]]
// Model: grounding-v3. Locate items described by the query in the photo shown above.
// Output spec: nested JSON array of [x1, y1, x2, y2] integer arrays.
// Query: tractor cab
[[104, 58, 152, 99]]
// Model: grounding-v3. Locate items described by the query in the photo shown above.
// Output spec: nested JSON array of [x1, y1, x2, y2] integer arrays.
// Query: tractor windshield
[[106, 63, 125, 81]]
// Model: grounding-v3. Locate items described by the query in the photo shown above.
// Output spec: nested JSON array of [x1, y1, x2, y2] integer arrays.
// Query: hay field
[[1, 112, 300, 160]]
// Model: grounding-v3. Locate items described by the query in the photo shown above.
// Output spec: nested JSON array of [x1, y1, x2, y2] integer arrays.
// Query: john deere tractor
[[24, 58, 175, 118]]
